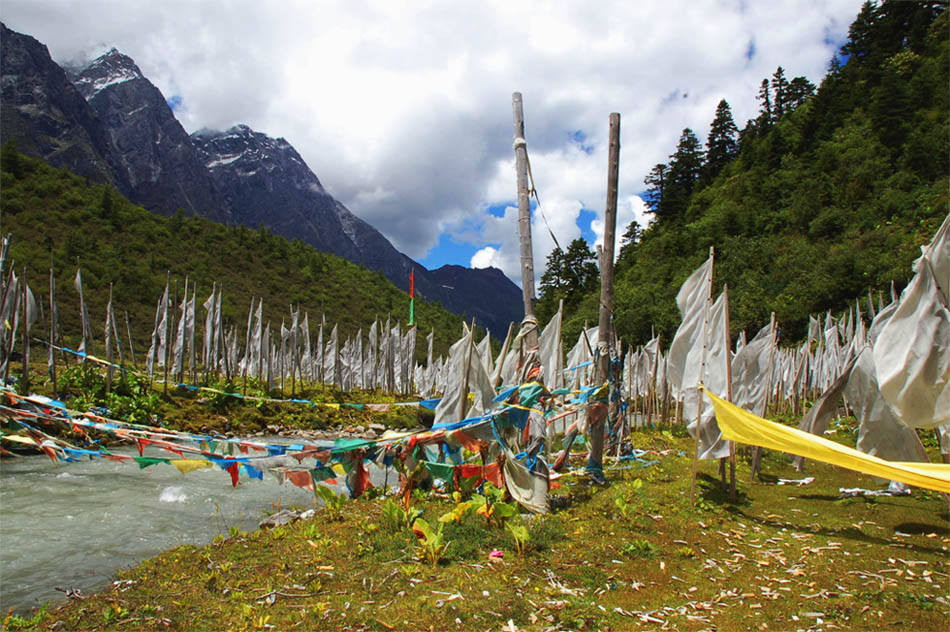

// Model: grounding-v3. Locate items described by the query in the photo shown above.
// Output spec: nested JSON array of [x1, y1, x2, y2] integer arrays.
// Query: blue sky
[[421, 201, 601, 270]]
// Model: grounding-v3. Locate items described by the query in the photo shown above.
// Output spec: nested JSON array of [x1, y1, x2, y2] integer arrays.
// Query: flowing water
[[0, 441, 382, 614]]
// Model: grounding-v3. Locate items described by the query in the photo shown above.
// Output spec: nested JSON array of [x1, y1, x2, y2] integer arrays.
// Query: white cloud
[[470, 246, 498, 269], [1, 0, 864, 279]]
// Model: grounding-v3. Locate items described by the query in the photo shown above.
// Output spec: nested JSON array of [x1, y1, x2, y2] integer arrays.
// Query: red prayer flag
[[226, 462, 240, 487], [288, 469, 315, 492]]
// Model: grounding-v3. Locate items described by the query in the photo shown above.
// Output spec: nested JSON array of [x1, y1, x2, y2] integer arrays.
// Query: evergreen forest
[[536, 0, 948, 348]]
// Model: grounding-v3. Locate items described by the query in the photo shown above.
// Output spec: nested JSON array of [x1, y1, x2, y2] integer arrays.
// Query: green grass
[[17, 427, 949, 631]]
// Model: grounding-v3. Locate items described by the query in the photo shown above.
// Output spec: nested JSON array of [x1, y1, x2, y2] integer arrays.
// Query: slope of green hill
[[0, 145, 470, 360], [540, 1, 948, 347]]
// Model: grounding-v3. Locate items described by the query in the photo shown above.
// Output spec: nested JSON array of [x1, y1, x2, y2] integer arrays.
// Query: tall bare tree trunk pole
[[511, 92, 539, 351], [587, 112, 620, 482]]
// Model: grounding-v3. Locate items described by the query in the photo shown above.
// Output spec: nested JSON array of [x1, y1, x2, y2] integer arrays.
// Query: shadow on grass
[[723, 506, 948, 556], [697, 472, 751, 507], [797, 493, 842, 501], [894, 521, 949, 535]]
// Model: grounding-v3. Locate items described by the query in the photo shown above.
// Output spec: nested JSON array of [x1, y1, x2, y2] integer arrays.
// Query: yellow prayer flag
[[702, 387, 950, 493], [171, 459, 213, 475]]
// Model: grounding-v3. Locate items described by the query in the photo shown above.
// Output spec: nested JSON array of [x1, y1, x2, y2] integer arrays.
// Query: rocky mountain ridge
[[0, 23, 522, 337], [70, 48, 231, 223]]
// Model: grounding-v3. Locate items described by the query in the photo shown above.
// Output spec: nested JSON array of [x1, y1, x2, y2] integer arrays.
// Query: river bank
[[8, 427, 949, 631]]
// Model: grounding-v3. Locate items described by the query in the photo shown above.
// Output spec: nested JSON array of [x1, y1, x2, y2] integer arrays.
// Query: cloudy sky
[[2, 0, 863, 287]]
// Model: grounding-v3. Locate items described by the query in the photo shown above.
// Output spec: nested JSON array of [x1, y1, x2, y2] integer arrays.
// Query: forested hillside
[[538, 0, 947, 347], [0, 147, 470, 359]]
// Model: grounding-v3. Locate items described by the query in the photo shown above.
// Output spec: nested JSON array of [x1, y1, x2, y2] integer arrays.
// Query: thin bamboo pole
[[49, 263, 56, 394], [20, 267, 29, 395]]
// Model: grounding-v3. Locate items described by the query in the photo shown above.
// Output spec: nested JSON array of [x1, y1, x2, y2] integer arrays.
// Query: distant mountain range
[[0, 23, 522, 337]]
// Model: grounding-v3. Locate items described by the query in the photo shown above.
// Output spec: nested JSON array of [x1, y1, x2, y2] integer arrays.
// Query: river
[[0, 441, 382, 614]]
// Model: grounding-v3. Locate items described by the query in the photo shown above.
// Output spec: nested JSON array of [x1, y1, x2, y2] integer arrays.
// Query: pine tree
[[538, 246, 565, 299], [642, 163, 668, 215], [771, 67, 790, 118], [827, 54, 843, 76], [756, 78, 772, 128], [842, 1, 878, 62], [620, 220, 642, 248], [664, 128, 704, 221], [786, 76, 817, 109], [561, 238, 599, 301], [738, 119, 758, 153], [704, 99, 739, 183], [617, 220, 642, 265]]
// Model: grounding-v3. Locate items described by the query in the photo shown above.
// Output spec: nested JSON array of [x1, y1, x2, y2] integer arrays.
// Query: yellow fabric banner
[[170, 459, 213, 475], [702, 387, 950, 493]]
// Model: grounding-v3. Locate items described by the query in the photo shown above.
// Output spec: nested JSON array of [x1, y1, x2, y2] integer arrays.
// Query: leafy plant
[[621, 538, 657, 559], [439, 501, 473, 524], [505, 522, 530, 556], [468, 482, 518, 528], [412, 518, 448, 565], [314, 485, 345, 520], [614, 478, 643, 519], [380, 497, 421, 532], [2, 603, 50, 630]]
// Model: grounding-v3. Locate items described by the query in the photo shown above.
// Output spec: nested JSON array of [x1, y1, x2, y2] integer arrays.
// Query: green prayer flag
[[423, 461, 454, 482], [134, 456, 169, 469], [310, 466, 336, 482]]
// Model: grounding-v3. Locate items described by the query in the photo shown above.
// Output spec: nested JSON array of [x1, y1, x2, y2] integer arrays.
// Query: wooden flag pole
[[125, 311, 136, 369], [589, 112, 620, 479], [20, 266, 29, 395], [511, 92, 539, 351], [106, 283, 114, 394]]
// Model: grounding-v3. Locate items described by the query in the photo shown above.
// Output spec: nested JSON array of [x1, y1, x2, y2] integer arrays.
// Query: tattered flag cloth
[[703, 387, 950, 493]]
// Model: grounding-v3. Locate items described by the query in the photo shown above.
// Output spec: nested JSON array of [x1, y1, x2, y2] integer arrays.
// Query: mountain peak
[[72, 47, 143, 97]]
